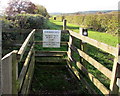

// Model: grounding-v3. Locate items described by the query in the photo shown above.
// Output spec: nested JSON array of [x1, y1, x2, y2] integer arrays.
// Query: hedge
[[2, 14, 48, 29], [57, 13, 118, 35]]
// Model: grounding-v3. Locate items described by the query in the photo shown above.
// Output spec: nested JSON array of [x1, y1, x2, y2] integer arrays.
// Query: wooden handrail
[[18, 43, 34, 91], [18, 29, 35, 61], [69, 30, 117, 56]]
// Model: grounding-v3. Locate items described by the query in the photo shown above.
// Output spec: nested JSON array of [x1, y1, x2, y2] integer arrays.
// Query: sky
[[0, 0, 119, 13]]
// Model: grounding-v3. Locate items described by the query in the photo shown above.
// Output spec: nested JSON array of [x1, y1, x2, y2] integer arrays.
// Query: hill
[[50, 10, 118, 15]]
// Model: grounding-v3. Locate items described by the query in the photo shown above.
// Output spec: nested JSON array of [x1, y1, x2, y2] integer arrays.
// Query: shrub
[[5, 14, 47, 29], [1, 18, 14, 28], [57, 13, 118, 35]]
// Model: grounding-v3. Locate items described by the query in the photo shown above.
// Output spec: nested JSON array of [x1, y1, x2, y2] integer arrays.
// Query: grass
[[88, 31, 118, 47], [48, 19, 118, 47], [30, 63, 89, 95]]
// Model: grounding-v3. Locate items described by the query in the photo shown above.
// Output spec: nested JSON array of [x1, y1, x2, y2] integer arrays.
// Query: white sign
[[43, 30, 61, 48]]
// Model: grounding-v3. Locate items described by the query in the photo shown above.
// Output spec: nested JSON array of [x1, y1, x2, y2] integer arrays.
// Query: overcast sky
[[0, 0, 119, 13]]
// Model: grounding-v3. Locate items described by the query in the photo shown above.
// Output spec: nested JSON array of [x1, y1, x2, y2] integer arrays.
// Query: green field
[[48, 19, 118, 47]]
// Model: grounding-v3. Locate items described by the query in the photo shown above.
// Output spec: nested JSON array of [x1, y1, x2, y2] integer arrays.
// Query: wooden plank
[[35, 57, 66, 63], [118, 56, 120, 64], [35, 51, 67, 57], [67, 59, 110, 94], [18, 29, 35, 61], [2, 51, 13, 94], [67, 52, 76, 63], [67, 60, 97, 94], [21, 54, 34, 94], [69, 43, 112, 80], [35, 41, 68, 45], [18, 44, 34, 91], [67, 35, 75, 63], [66, 62, 97, 94], [26, 56, 34, 94], [110, 44, 120, 94], [12, 50, 18, 94], [26, 45, 35, 94], [69, 30, 117, 56], [76, 62, 110, 94]]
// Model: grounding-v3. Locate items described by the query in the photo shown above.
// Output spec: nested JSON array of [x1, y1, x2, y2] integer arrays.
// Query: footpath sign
[[43, 30, 61, 48]]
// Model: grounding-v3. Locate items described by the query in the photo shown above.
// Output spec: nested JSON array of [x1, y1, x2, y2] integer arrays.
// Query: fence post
[[68, 34, 75, 66], [79, 28, 88, 66], [110, 44, 120, 95], [62, 16, 65, 22], [12, 50, 18, 94], [63, 19, 67, 30]]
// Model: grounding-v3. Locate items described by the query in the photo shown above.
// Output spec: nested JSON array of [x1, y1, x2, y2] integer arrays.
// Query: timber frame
[[1, 28, 120, 95]]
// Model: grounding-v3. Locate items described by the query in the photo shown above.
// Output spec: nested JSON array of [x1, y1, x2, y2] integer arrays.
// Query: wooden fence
[[67, 30, 120, 95], [1, 27, 120, 95], [1, 29, 35, 94]]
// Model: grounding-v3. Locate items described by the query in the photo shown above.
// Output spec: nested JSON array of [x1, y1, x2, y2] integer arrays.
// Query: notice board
[[43, 30, 61, 48]]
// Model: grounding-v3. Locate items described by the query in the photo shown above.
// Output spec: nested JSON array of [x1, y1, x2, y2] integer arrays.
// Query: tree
[[5, 0, 36, 16], [35, 5, 49, 18]]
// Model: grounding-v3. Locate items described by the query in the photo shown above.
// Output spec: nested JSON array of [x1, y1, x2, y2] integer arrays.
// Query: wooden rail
[[69, 30, 117, 56], [67, 30, 120, 95], [18, 29, 35, 61], [68, 43, 112, 79], [18, 43, 34, 91]]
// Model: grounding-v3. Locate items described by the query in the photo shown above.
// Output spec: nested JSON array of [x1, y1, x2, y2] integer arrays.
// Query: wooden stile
[[2, 28, 120, 95]]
